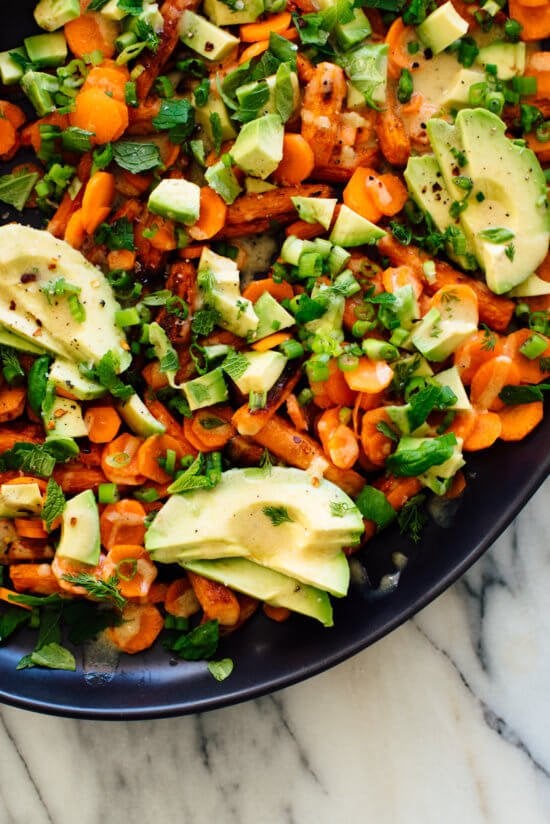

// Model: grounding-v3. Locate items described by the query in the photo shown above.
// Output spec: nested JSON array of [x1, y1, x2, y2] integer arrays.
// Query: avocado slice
[[417, 1, 468, 55], [182, 558, 334, 626], [146, 467, 363, 596], [433, 366, 472, 411], [0, 325, 45, 354], [427, 110, 550, 293], [44, 396, 89, 439], [475, 41, 526, 80], [197, 247, 259, 338], [34, 0, 80, 31], [0, 225, 130, 370], [291, 196, 337, 230], [49, 358, 106, 401], [56, 490, 100, 566], [231, 114, 284, 180], [330, 205, 386, 247], [117, 393, 166, 437], [178, 10, 239, 61], [203, 0, 263, 26]]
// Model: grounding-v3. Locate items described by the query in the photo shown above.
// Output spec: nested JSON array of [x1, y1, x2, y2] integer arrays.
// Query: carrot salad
[[0, 0, 548, 675]]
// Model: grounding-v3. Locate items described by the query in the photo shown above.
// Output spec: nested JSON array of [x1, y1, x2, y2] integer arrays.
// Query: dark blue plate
[[0, 4, 548, 719]]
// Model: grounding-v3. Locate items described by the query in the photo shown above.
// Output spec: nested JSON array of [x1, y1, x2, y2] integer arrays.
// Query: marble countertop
[[1, 477, 548, 824]]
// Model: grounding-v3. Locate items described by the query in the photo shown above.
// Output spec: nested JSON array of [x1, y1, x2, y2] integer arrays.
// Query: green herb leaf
[[152, 99, 195, 143], [210, 112, 223, 154], [42, 478, 66, 531], [117, 0, 144, 14], [88, 0, 110, 9], [478, 227, 515, 243], [192, 307, 221, 337], [61, 572, 126, 609], [167, 619, 220, 660], [274, 63, 295, 123], [30, 642, 76, 671], [95, 217, 135, 251], [113, 140, 161, 174], [498, 383, 550, 405], [194, 78, 211, 107], [0, 171, 39, 211], [355, 485, 396, 529], [0, 607, 31, 643], [235, 80, 270, 123], [262, 505, 294, 526], [407, 383, 457, 431], [397, 494, 427, 543], [95, 350, 134, 401], [329, 500, 357, 518], [27, 355, 51, 416], [207, 658, 234, 681], [386, 433, 458, 477], [63, 601, 121, 645], [222, 349, 249, 381], [376, 420, 399, 442], [0, 346, 24, 384]]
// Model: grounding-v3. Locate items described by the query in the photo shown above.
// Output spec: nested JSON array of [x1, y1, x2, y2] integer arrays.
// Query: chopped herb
[[355, 485, 396, 530], [0, 171, 39, 211], [376, 420, 399, 442], [397, 68, 413, 103], [0, 346, 24, 384], [0, 607, 31, 643], [42, 479, 66, 531], [478, 227, 515, 244], [95, 350, 134, 401], [397, 494, 428, 543], [194, 78, 211, 107], [165, 619, 219, 660], [95, 217, 135, 251], [152, 99, 195, 143], [329, 500, 356, 517], [481, 323, 496, 351], [505, 242, 515, 262], [387, 433, 458, 477], [61, 573, 126, 609], [222, 349, 249, 381], [210, 111, 223, 154], [191, 307, 221, 337], [113, 140, 161, 174], [499, 384, 550, 405], [22, 642, 76, 672], [207, 658, 234, 681], [262, 505, 294, 526]]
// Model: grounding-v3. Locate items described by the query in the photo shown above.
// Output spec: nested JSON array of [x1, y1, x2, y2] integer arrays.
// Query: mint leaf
[[30, 642, 76, 671], [42, 478, 66, 531], [0, 171, 39, 211], [207, 658, 234, 681], [113, 140, 161, 174]]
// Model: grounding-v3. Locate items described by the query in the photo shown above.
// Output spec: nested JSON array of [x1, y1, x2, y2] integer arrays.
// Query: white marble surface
[[0, 478, 548, 824]]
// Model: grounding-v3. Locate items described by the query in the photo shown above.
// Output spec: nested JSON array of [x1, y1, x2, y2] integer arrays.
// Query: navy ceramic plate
[[0, 4, 548, 719]]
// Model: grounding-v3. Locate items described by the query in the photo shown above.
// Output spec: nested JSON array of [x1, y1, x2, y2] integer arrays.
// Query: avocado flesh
[[146, 467, 362, 596], [427, 110, 550, 294], [182, 558, 334, 627], [0, 483, 43, 518], [56, 489, 100, 566], [404, 155, 477, 270], [0, 225, 130, 369]]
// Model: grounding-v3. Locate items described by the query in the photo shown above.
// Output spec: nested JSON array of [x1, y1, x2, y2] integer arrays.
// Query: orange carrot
[[454, 330, 504, 384], [107, 249, 136, 270], [10, 563, 60, 595], [382, 476, 423, 510], [100, 499, 146, 551], [188, 186, 227, 241], [470, 355, 521, 411], [239, 39, 269, 64], [101, 433, 146, 486], [263, 604, 291, 622], [242, 277, 294, 303], [22, 112, 69, 153], [240, 12, 292, 42], [0, 586, 32, 610], [375, 89, 411, 167], [284, 219, 325, 239], [0, 117, 17, 157], [136, 433, 189, 483], [84, 406, 122, 444], [164, 577, 201, 618], [525, 51, 550, 98], [70, 87, 129, 145], [286, 393, 308, 431], [363, 170, 408, 217], [187, 571, 241, 626], [142, 360, 170, 391], [271, 134, 315, 185], [498, 401, 544, 441], [327, 423, 359, 469], [463, 410, 502, 451], [64, 207, 86, 249], [317, 406, 341, 453], [343, 167, 383, 223], [448, 409, 477, 442], [360, 407, 395, 467], [14, 519, 48, 540], [251, 331, 292, 352], [385, 17, 415, 78], [444, 470, 467, 500], [106, 604, 164, 654], [382, 264, 423, 299], [0, 386, 26, 423], [343, 357, 394, 394], [0, 101, 26, 129], [102, 544, 157, 599], [430, 283, 478, 316], [189, 407, 235, 452], [147, 216, 177, 251], [81, 64, 129, 103], [507, 0, 550, 40], [325, 359, 357, 406], [64, 12, 117, 59], [81, 170, 115, 234], [144, 394, 197, 453], [51, 555, 101, 596], [503, 329, 550, 384]]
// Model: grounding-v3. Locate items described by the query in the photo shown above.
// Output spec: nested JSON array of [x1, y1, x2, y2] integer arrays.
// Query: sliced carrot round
[[360, 407, 395, 467], [100, 499, 147, 550], [470, 355, 521, 411], [102, 544, 157, 599], [498, 401, 544, 442], [271, 134, 315, 185], [101, 434, 147, 486], [136, 434, 189, 484], [70, 87, 129, 145], [106, 604, 164, 654], [463, 410, 502, 451], [343, 357, 394, 394]]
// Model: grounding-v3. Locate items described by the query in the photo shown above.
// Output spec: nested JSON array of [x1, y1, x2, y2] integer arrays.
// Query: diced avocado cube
[[330, 204, 386, 247], [346, 82, 366, 111], [183, 558, 334, 626], [439, 68, 487, 111], [508, 274, 550, 298], [433, 366, 472, 411], [231, 114, 284, 180], [183, 368, 229, 411], [232, 350, 287, 395], [117, 393, 166, 437], [20, 70, 58, 116], [417, 1, 468, 55], [411, 307, 477, 362], [203, 0, 264, 26], [0, 48, 26, 86], [245, 177, 277, 194], [205, 160, 243, 205], [291, 196, 337, 230], [34, 0, 80, 32], [56, 490, 101, 566], [476, 41, 526, 81], [198, 246, 240, 294], [24, 32, 67, 68], [340, 43, 388, 109], [0, 483, 43, 518], [44, 396, 89, 439], [48, 358, 106, 401], [128, 3, 165, 35], [99, 0, 130, 21], [178, 10, 239, 62], [194, 93, 237, 149], [236, 71, 300, 123], [253, 291, 295, 340], [148, 179, 201, 226], [418, 436, 465, 495], [335, 8, 372, 50]]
